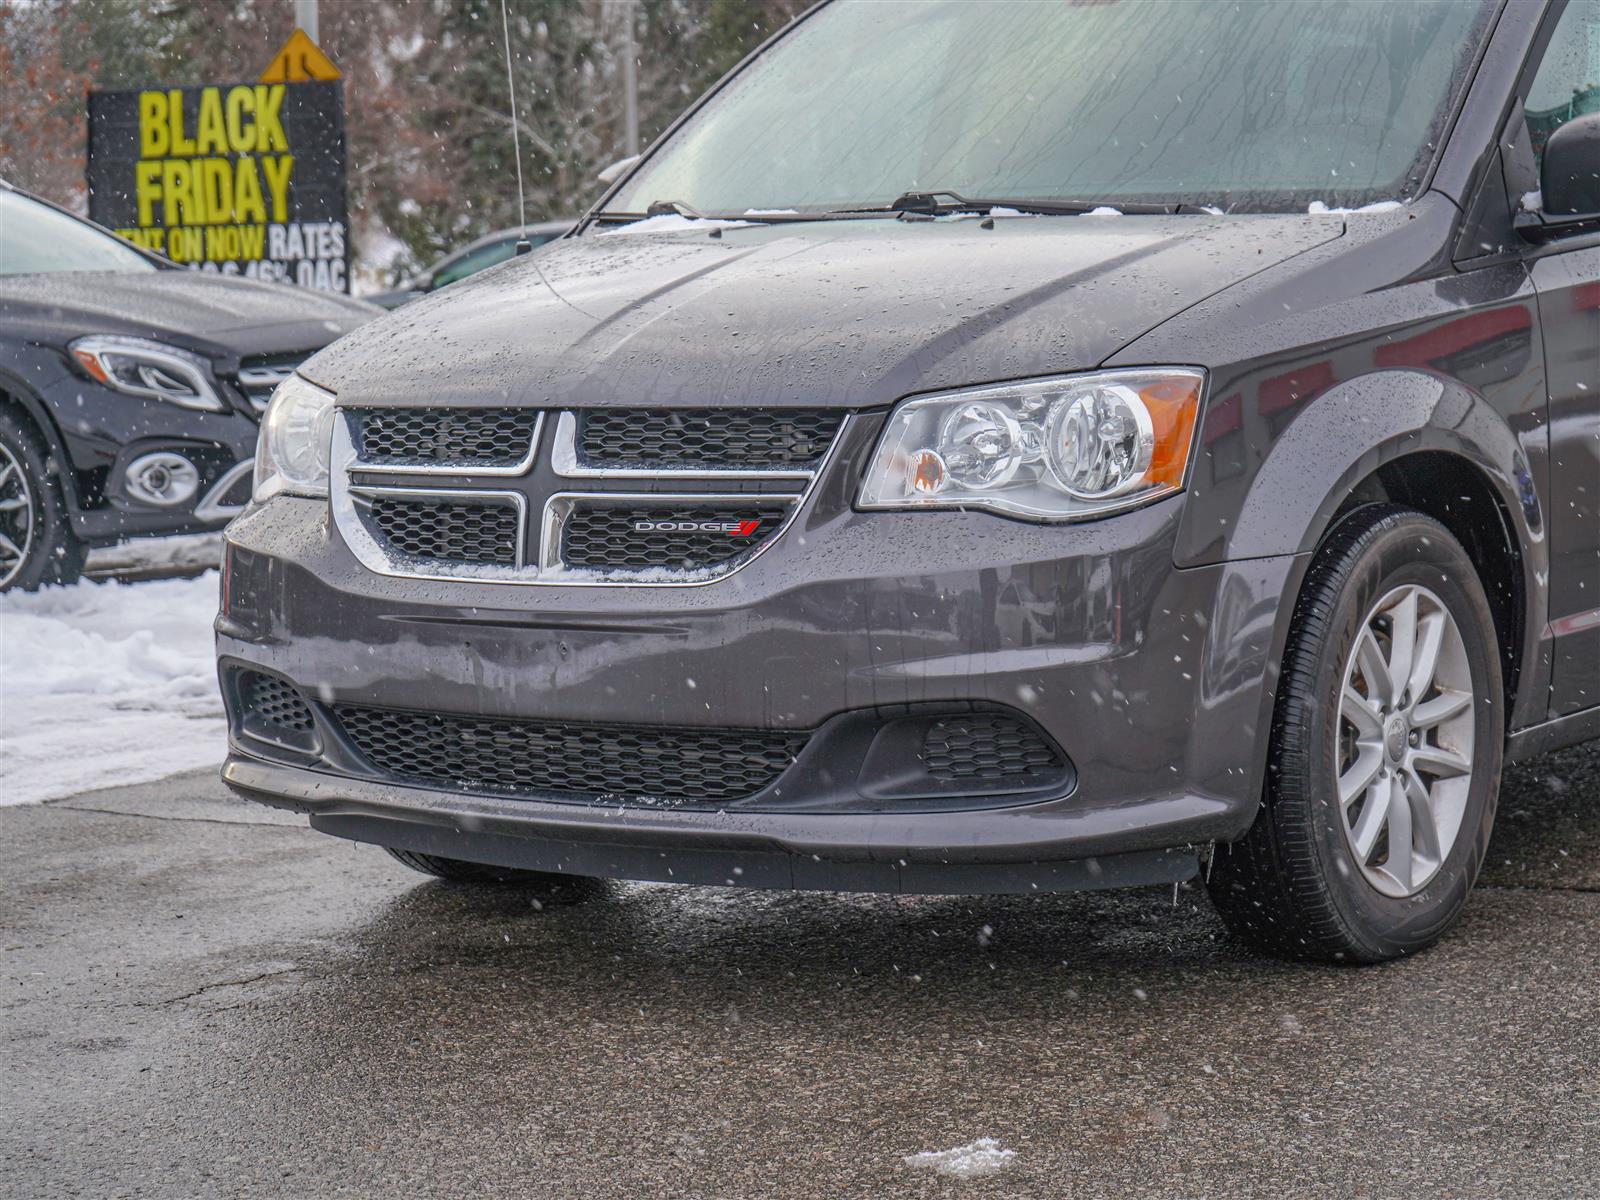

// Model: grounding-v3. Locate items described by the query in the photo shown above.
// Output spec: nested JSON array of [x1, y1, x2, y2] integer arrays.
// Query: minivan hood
[[304, 215, 1342, 409], [0, 269, 376, 360]]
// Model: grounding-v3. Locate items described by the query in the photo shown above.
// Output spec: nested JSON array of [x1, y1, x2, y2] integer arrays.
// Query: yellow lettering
[[138, 92, 167, 157], [134, 160, 162, 225], [200, 158, 231, 224], [167, 89, 196, 157], [254, 85, 288, 152], [196, 88, 226, 155], [261, 155, 293, 222], [232, 157, 265, 224], [161, 159, 194, 225], [225, 86, 254, 153]]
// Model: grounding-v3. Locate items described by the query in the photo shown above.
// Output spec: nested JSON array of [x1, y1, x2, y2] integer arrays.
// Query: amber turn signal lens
[[1140, 376, 1202, 489], [72, 347, 111, 384]]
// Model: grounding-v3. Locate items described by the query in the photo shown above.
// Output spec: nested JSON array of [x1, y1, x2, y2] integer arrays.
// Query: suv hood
[[0, 269, 376, 361], [304, 215, 1342, 409]]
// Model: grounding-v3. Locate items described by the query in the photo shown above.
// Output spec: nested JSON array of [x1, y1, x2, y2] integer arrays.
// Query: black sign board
[[87, 81, 350, 293]]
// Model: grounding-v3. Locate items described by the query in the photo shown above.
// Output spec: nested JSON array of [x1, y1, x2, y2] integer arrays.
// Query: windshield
[[0, 191, 157, 276], [607, 0, 1495, 216]]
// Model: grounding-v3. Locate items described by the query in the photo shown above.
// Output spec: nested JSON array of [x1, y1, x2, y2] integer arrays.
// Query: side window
[[1526, 0, 1600, 171]]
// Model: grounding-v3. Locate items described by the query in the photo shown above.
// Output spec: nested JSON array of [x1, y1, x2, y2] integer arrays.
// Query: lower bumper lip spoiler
[[221, 753, 1216, 896]]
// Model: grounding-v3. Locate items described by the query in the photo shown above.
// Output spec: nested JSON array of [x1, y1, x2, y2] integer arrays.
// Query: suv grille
[[921, 715, 1062, 781], [335, 705, 807, 804], [356, 408, 540, 466], [363, 495, 520, 565], [560, 504, 789, 571], [235, 355, 308, 413], [579, 409, 842, 469], [333, 407, 846, 584]]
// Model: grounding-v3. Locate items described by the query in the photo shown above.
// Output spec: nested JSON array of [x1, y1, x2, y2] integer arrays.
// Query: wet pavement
[[4, 744, 1598, 1199]]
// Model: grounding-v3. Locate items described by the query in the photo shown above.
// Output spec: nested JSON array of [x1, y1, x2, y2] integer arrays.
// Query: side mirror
[[597, 154, 640, 186], [1541, 110, 1600, 218]]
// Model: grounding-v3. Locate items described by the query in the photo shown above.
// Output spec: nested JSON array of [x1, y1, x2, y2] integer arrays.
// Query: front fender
[[1182, 366, 1548, 732], [1215, 368, 1541, 563]]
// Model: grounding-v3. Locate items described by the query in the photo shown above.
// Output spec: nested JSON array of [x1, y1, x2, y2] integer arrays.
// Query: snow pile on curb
[[903, 1138, 1017, 1179], [1, 574, 225, 805]]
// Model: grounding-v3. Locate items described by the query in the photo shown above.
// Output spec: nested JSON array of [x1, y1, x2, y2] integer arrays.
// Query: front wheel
[[1207, 506, 1504, 964], [0, 409, 85, 593]]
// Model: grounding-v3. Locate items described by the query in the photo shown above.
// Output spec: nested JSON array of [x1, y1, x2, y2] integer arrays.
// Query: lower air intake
[[920, 714, 1063, 781], [335, 705, 808, 805]]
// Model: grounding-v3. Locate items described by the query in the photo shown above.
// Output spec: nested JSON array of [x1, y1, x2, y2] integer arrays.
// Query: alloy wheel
[[1336, 584, 1476, 898], [0, 442, 34, 589]]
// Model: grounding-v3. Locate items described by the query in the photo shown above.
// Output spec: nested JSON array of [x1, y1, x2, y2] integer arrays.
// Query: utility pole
[[621, 0, 639, 157], [294, 0, 319, 43]]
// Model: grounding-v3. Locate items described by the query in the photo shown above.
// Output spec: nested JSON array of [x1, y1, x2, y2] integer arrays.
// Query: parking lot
[[5, 741, 1597, 1199]]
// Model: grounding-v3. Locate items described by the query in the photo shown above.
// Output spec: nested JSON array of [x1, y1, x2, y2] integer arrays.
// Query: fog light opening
[[125, 452, 199, 507]]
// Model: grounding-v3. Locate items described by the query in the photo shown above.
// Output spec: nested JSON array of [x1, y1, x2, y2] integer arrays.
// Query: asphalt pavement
[[4, 744, 1598, 1199]]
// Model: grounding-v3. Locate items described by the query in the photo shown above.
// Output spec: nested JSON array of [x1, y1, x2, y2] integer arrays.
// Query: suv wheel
[[0, 409, 85, 593], [1206, 506, 1503, 963], [385, 847, 607, 903]]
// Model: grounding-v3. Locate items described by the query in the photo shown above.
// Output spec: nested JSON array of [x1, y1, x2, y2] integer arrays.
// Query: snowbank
[[1, 573, 225, 805]]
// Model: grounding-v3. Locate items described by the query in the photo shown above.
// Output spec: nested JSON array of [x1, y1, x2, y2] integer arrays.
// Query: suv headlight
[[254, 374, 336, 501], [857, 368, 1204, 521], [69, 335, 227, 412]]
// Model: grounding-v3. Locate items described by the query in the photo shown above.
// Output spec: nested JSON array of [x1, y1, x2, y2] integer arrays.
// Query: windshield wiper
[[592, 200, 847, 227], [644, 198, 706, 219], [838, 190, 1185, 217]]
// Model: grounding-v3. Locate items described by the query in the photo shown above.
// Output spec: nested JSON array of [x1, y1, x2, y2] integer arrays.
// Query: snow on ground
[[1, 572, 225, 805], [903, 1138, 1017, 1179], [84, 531, 221, 576]]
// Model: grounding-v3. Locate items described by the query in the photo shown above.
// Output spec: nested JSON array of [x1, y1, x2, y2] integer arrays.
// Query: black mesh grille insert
[[365, 495, 519, 565], [579, 409, 842, 469], [335, 705, 807, 804], [356, 408, 539, 465], [561, 504, 788, 571], [921, 715, 1062, 781], [241, 671, 314, 734]]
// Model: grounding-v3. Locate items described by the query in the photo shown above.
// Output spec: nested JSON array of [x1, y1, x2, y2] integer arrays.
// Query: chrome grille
[[235, 355, 308, 413], [578, 409, 842, 469], [335, 704, 807, 805], [355, 408, 540, 468], [331, 407, 846, 585]]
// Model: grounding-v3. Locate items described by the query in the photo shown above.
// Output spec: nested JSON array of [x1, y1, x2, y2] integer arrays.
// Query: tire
[[0, 407, 86, 592], [384, 847, 608, 903], [1206, 505, 1504, 964]]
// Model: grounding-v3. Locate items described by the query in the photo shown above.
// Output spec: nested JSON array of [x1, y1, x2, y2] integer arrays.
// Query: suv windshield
[[0, 190, 156, 276], [607, 0, 1495, 216]]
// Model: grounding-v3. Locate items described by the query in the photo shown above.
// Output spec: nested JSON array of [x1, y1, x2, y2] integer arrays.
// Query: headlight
[[858, 369, 1204, 521], [68, 335, 226, 412], [254, 374, 336, 501]]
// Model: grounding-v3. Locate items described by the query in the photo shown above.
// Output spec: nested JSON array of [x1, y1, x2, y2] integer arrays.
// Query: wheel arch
[[1223, 368, 1546, 733], [1327, 453, 1527, 724], [0, 367, 84, 513]]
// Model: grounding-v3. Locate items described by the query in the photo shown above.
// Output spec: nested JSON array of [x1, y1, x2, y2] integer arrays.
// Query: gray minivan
[[220, 0, 1600, 963]]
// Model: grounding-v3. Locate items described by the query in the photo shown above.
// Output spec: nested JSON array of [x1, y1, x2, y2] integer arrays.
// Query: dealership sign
[[87, 81, 350, 292]]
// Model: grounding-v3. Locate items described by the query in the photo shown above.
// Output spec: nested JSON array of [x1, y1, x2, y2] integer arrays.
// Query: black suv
[[220, 0, 1599, 963], [0, 184, 374, 590]]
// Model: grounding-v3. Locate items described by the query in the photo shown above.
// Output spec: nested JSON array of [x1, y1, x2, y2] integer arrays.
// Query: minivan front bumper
[[217, 489, 1305, 894]]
